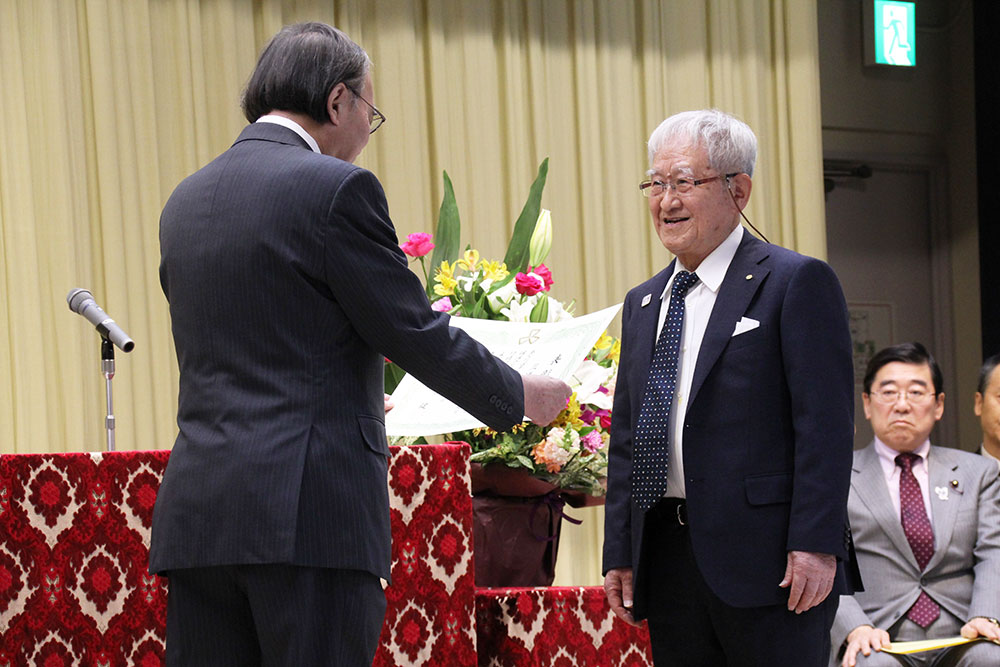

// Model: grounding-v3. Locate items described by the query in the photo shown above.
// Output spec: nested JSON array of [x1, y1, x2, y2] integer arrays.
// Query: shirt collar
[[981, 444, 1000, 468], [256, 115, 321, 154], [661, 224, 744, 299], [874, 436, 931, 469]]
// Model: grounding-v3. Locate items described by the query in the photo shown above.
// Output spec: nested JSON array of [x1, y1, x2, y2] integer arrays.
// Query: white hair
[[647, 109, 757, 177]]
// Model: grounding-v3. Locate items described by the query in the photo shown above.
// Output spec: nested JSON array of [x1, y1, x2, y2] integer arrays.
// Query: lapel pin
[[745, 274, 753, 280], [641, 294, 652, 307], [934, 486, 949, 501], [950, 479, 959, 488]]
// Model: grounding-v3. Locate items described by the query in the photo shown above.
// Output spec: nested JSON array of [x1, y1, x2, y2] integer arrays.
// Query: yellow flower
[[594, 332, 614, 350], [481, 260, 508, 281], [434, 260, 458, 296], [457, 248, 480, 272], [554, 393, 582, 428], [609, 339, 621, 363]]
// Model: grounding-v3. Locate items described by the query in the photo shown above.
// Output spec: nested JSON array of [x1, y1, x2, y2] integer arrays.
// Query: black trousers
[[640, 498, 838, 667], [165, 564, 386, 667]]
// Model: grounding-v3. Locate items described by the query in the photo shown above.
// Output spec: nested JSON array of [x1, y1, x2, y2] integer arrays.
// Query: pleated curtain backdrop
[[0, 0, 826, 585]]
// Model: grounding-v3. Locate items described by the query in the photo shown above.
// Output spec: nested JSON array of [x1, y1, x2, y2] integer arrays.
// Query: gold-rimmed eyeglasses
[[349, 88, 386, 134]]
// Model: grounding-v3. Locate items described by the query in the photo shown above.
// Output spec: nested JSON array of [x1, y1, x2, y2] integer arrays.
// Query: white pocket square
[[732, 316, 760, 337]]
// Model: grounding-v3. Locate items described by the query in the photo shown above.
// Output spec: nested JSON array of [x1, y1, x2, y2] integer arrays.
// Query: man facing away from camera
[[603, 108, 860, 666], [150, 22, 570, 666]]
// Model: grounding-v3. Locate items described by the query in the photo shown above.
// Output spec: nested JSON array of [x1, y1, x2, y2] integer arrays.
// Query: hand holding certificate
[[386, 304, 621, 436]]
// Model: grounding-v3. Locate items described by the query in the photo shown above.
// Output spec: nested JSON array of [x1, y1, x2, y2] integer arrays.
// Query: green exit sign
[[863, 0, 916, 67]]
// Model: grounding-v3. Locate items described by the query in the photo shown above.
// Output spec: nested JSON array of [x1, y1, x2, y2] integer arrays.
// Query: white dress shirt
[[980, 444, 1000, 472], [256, 115, 321, 154], [658, 224, 744, 498], [874, 437, 933, 519]]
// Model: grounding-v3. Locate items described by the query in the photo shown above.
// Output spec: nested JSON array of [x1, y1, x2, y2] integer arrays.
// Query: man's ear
[[975, 391, 983, 417], [326, 82, 351, 125], [729, 172, 752, 210]]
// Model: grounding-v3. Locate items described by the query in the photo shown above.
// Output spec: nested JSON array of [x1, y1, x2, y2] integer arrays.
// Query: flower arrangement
[[391, 159, 618, 498]]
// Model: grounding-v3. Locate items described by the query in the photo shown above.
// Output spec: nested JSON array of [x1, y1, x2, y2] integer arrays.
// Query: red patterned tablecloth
[[475, 586, 652, 666], [0, 446, 476, 666]]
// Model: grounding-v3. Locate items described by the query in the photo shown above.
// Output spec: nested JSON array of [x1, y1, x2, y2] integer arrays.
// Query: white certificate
[[385, 303, 621, 436]]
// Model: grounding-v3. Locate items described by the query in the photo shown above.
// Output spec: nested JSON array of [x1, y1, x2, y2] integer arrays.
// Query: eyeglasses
[[639, 173, 738, 198], [639, 171, 772, 244], [868, 388, 937, 405], [349, 88, 386, 134]]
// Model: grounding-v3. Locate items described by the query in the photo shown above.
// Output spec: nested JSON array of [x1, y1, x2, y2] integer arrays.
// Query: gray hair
[[647, 109, 757, 177]]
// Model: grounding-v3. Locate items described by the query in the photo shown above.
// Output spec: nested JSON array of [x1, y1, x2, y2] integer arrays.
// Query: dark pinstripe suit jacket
[[149, 123, 523, 581]]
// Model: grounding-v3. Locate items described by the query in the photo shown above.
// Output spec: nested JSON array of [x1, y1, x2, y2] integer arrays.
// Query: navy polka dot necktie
[[895, 453, 940, 628], [632, 270, 699, 512]]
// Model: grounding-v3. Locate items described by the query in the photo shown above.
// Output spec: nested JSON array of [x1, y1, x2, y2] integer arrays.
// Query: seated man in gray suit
[[833, 343, 1000, 667], [975, 353, 1000, 471]]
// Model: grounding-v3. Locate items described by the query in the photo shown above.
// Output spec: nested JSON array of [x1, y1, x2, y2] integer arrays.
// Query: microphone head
[[67, 288, 94, 313]]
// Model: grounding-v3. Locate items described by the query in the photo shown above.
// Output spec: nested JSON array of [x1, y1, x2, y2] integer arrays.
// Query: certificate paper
[[883, 636, 997, 654], [385, 303, 622, 436]]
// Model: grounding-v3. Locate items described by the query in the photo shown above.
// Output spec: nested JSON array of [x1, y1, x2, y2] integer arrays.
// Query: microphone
[[67, 288, 135, 352]]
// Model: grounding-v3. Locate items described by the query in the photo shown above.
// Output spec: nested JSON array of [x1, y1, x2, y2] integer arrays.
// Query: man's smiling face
[[647, 140, 742, 270]]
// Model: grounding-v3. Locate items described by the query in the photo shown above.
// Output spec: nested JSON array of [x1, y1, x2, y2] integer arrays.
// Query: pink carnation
[[581, 430, 603, 454], [431, 297, 453, 312], [515, 272, 544, 296], [401, 232, 435, 257], [531, 264, 554, 291]]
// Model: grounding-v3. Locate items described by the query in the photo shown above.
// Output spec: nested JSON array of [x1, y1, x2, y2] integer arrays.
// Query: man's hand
[[384, 393, 394, 414], [961, 617, 1000, 642], [779, 550, 836, 613], [841, 625, 891, 667], [522, 374, 572, 426], [603, 567, 641, 627]]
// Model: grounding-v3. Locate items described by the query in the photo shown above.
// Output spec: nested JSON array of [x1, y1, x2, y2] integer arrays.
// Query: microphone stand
[[101, 337, 116, 452]]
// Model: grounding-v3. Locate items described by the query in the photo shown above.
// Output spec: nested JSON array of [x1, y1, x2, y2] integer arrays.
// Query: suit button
[[920, 577, 927, 586]]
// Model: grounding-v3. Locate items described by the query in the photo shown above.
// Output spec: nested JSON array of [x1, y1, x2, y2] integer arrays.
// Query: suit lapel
[[688, 233, 769, 407], [851, 445, 921, 571], [926, 447, 962, 572]]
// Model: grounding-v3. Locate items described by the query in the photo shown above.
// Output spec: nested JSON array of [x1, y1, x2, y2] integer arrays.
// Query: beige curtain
[[0, 0, 825, 585]]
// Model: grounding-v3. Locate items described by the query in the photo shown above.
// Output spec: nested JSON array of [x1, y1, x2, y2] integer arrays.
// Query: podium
[[0, 446, 650, 665]]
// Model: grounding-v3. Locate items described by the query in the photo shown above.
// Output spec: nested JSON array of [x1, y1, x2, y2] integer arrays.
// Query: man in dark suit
[[150, 23, 570, 666], [602, 109, 858, 665]]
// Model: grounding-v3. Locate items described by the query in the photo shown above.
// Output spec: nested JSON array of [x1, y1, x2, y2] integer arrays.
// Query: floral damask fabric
[[1, 447, 651, 666], [0, 451, 169, 666], [475, 587, 652, 666], [0, 447, 477, 666]]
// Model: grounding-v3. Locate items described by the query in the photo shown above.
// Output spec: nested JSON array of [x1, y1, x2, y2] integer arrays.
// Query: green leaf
[[529, 296, 549, 323], [429, 171, 461, 298], [515, 454, 536, 470], [384, 361, 407, 394], [502, 158, 549, 274]]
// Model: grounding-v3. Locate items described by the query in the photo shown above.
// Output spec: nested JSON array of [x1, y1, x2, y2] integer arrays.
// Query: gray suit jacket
[[831, 443, 1000, 648]]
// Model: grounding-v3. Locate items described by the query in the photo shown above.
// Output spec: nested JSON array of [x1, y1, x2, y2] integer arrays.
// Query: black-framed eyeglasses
[[638, 173, 738, 198], [348, 87, 386, 134]]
